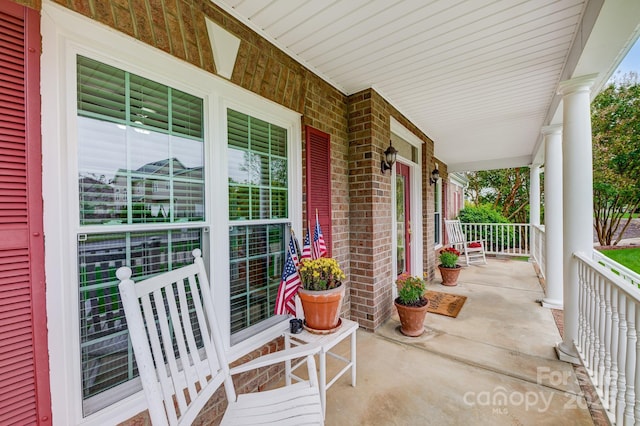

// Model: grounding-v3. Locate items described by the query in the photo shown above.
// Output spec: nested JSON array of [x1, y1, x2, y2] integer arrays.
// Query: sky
[[611, 37, 640, 78]]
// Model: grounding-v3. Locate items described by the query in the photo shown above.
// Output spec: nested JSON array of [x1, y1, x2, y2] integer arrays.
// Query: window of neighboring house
[[76, 55, 205, 415], [227, 109, 289, 342], [434, 179, 442, 246]]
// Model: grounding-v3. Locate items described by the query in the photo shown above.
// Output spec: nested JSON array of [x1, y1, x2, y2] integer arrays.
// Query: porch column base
[[541, 298, 563, 309], [555, 342, 580, 364]]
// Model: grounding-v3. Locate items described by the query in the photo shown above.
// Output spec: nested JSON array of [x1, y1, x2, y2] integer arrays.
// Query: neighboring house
[[0, 0, 636, 425], [447, 172, 468, 220]]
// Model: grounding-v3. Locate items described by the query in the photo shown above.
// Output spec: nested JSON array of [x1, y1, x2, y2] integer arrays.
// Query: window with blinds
[[77, 56, 204, 226], [227, 109, 289, 336], [75, 56, 206, 415]]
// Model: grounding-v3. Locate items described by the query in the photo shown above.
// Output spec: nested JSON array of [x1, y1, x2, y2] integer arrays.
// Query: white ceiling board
[[212, 0, 640, 171]]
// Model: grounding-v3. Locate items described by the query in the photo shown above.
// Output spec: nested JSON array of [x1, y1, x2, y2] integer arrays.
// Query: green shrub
[[459, 204, 510, 224], [458, 205, 517, 251]]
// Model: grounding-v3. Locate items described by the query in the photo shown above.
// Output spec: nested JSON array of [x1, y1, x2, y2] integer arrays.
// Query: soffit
[[211, 1, 637, 171]]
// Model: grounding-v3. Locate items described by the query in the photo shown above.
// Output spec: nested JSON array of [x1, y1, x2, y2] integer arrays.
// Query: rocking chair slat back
[[444, 220, 487, 266]]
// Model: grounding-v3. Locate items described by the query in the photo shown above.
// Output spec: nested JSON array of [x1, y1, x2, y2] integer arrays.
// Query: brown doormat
[[425, 291, 467, 318]]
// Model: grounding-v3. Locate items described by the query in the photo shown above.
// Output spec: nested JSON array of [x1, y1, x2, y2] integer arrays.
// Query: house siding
[[8, 0, 439, 423]]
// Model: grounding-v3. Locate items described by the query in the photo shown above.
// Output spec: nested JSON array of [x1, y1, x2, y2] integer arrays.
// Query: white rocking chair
[[444, 219, 487, 266], [117, 249, 324, 425]]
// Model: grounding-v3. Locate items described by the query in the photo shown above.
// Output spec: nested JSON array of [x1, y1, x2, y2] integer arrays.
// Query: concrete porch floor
[[322, 259, 596, 425]]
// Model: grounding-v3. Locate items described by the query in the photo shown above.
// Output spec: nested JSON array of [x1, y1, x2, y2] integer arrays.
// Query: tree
[[465, 168, 531, 223], [592, 73, 640, 246]]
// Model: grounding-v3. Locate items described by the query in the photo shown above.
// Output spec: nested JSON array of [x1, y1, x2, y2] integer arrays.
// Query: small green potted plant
[[438, 246, 461, 286], [298, 257, 346, 332], [394, 273, 429, 336]]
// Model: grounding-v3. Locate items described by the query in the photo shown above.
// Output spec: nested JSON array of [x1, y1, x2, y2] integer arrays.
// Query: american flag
[[274, 239, 302, 316], [288, 233, 300, 267], [301, 227, 312, 260], [313, 213, 327, 259]]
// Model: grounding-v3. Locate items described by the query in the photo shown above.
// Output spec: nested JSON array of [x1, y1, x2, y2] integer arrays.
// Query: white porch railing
[[575, 251, 640, 425], [593, 250, 640, 289], [459, 222, 530, 257], [532, 224, 546, 278]]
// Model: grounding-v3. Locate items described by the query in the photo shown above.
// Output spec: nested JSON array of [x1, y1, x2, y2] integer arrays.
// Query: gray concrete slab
[[322, 259, 594, 425]]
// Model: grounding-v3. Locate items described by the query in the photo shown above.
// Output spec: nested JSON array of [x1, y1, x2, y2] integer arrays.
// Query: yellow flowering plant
[[299, 257, 345, 291]]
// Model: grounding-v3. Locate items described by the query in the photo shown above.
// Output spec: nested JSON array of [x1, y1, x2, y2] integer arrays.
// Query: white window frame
[[389, 118, 423, 292], [41, 4, 301, 425], [434, 178, 443, 249]]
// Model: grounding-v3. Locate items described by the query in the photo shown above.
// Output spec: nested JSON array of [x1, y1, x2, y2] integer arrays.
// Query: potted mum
[[394, 273, 429, 337], [438, 246, 462, 286], [298, 257, 346, 332]]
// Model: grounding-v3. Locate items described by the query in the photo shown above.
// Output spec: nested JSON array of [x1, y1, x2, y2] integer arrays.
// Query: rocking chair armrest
[[230, 342, 322, 375]]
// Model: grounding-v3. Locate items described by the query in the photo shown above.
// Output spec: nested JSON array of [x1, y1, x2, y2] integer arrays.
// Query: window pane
[[270, 158, 287, 188], [171, 88, 203, 138], [250, 116, 270, 154], [77, 56, 126, 122], [229, 224, 284, 335], [227, 109, 287, 222], [129, 127, 170, 173], [129, 74, 169, 131], [229, 186, 250, 220], [228, 110, 249, 149], [270, 125, 286, 157], [79, 229, 202, 415], [272, 189, 288, 218]]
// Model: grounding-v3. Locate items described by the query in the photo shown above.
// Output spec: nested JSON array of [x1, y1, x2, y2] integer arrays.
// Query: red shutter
[[305, 127, 332, 257], [0, 3, 51, 425]]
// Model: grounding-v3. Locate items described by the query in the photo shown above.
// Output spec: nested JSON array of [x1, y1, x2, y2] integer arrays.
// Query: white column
[[556, 74, 597, 363], [529, 165, 541, 227], [529, 164, 541, 265], [541, 125, 563, 309]]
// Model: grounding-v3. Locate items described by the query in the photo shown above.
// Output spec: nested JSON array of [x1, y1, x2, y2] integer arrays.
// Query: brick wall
[[347, 89, 433, 329], [302, 74, 351, 316]]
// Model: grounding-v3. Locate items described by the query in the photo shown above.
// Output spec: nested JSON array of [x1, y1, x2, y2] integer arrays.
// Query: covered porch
[[4, 0, 640, 424], [324, 258, 601, 425]]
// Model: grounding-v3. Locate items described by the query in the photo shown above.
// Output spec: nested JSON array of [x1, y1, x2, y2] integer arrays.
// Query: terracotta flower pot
[[438, 265, 461, 286], [298, 285, 345, 331], [395, 299, 429, 337]]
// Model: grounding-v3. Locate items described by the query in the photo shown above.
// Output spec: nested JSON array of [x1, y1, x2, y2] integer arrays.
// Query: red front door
[[395, 162, 411, 275]]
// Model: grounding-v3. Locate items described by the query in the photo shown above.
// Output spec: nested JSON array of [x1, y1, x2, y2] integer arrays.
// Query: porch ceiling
[[212, 0, 640, 172]]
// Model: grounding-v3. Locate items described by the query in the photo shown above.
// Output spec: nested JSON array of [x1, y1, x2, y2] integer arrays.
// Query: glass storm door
[[396, 162, 411, 275]]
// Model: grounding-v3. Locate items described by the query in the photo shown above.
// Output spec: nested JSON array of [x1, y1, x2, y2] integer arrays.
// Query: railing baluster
[[598, 275, 606, 388], [617, 290, 628, 423], [604, 282, 612, 408], [588, 273, 596, 370], [578, 261, 586, 354], [610, 286, 619, 414], [625, 299, 636, 424]]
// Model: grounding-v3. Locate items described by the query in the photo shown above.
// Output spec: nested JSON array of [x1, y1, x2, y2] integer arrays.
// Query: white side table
[[284, 317, 358, 415]]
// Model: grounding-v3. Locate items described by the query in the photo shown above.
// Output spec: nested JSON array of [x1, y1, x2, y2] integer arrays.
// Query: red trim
[[304, 126, 332, 257]]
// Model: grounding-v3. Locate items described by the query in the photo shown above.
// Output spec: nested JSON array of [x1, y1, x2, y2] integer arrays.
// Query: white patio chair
[[117, 249, 324, 426], [444, 219, 487, 266]]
